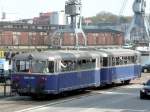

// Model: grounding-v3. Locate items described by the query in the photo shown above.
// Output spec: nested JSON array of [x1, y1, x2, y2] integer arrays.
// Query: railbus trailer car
[[98, 48, 141, 85]]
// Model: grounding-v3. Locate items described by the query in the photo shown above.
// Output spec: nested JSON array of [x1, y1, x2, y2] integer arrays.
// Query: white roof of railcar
[[13, 50, 100, 61], [13, 49, 140, 61], [97, 48, 140, 57], [44, 50, 101, 60], [13, 52, 49, 60]]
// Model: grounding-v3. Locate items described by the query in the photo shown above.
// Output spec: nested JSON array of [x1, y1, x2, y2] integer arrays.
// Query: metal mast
[[125, 0, 150, 44], [51, 0, 87, 49]]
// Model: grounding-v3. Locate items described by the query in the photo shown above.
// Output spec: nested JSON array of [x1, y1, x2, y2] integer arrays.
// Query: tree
[[84, 11, 132, 24]]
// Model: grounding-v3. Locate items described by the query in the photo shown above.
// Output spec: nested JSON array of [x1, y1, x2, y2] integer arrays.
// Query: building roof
[[84, 28, 123, 33]]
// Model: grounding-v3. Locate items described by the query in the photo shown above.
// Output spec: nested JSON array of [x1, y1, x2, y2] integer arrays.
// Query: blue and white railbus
[[11, 50, 101, 97], [11, 49, 141, 97], [98, 49, 141, 85]]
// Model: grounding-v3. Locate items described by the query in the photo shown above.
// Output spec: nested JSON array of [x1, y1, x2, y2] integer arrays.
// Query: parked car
[[140, 79, 150, 99], [142, 64, 150, 73]]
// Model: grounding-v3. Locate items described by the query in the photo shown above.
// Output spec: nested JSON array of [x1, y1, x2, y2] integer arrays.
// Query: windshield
[[31, 60, 47, 73], [15, 60, 54, 73], [15, 60, 30, 72]]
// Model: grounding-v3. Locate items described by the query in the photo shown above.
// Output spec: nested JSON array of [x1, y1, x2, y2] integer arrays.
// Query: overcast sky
[[0, 0, 150, 20]]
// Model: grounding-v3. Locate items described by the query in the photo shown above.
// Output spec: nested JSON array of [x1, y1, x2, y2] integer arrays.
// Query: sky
[[0, 0, 150, 20]]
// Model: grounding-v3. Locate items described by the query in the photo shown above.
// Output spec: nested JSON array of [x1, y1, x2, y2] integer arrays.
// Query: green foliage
[[86, 11, 132, 24]]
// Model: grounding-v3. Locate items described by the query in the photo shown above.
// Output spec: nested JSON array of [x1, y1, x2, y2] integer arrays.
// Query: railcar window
[[102, 57, 108, 67], [124, 56, 128, 64], [108, 56, 138, 66], [16, 60, 20, 71], [31, 60, 47, 73], [48, 61, 54, 73], [26, 61, 29, 67], [119, 56, 123, 65], [60, 61, 67, 72], [108, 57, 112, 66], [112, 57, 115, 66], [131, 56, 135, 63], [15, 60, 30, 72], [100, 58, 103, 66], [61, 60, 76, 72], [134, 56, 138, 63], [92, 59, 96, 68], [81, 59, 87, 69], [116, 57, 119, 65], [127, 56, 132, 64], [83, 59, 96, 69], [60, 58, 96, 72], [20, 61, 25, 70]]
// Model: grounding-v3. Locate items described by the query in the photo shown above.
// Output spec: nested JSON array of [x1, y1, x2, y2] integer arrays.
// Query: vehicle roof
[[97, 48, 140, 57], [13, 49, 140, 61], [13, 50, 100, 61]]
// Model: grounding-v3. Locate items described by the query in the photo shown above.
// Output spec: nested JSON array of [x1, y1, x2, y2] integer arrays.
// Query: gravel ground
[[131, 73, 150, 84]]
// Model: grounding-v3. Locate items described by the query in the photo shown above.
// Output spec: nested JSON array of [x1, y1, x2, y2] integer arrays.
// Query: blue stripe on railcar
[[12, 74, 37, 89], [58, 70, 100, 92], [12, 69, 100, 95], [100, 65, 141, 85], [12, 74, 59, 94]]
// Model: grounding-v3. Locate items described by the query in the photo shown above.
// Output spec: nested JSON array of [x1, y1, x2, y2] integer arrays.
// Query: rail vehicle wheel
[[31, 94, 41, 99], [32, 94, 47, 100], [124, 80, 130, 85], [144, 69, 148, 73], [31, 95, 37, 99]]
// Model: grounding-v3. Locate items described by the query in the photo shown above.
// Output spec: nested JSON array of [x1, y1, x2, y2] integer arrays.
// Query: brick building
[[0, 22, 124, 48], [33, 12, 51, 25], [62, 29, 124, 46]]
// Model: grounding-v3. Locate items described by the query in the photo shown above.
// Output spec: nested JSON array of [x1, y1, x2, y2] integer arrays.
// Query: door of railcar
[[101, 56, 112, 85], [106, 57, 112, 84], [108, 57, 113, 84]]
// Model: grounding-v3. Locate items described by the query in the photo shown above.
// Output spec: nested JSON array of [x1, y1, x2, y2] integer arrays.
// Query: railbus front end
[[11, 53, 58, 96]]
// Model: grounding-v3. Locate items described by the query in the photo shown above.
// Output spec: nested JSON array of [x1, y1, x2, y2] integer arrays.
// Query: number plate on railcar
[[24, 77, 35, 80]]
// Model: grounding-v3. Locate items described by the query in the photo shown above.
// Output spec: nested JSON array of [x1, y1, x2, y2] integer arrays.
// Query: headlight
[[141, 89, 145, 92]]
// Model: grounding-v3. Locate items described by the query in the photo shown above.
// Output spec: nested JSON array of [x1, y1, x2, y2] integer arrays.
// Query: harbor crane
[[51, 0, 87, 49], [126, 0, 150, 44]]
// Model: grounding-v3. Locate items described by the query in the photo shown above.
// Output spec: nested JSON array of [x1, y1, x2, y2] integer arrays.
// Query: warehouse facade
[[0, 22, 124, 48]]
